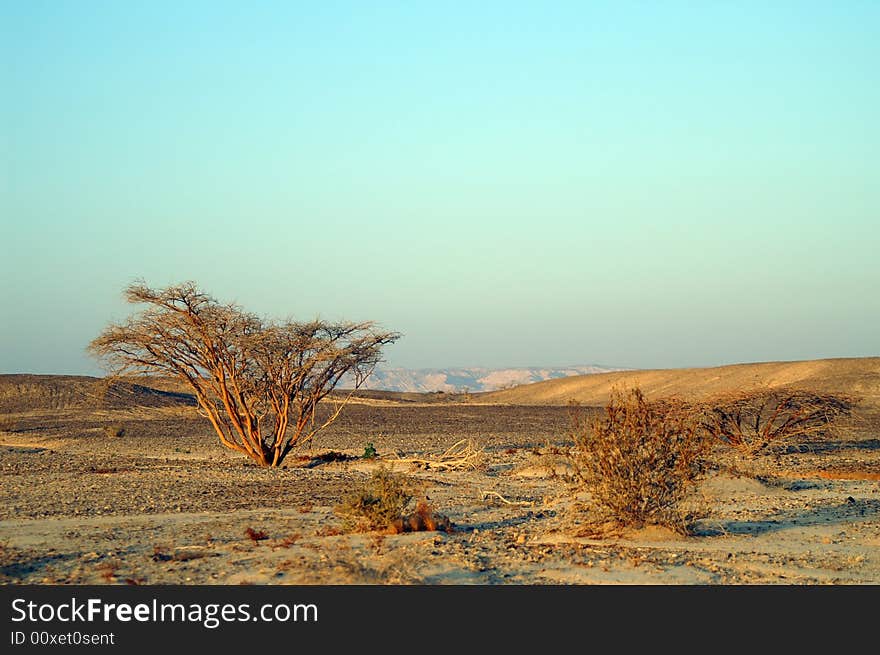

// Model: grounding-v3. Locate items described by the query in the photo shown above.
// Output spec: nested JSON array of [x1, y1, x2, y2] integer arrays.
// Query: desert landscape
[[5, 2, 878, 601], [2, 357, 878, 585]]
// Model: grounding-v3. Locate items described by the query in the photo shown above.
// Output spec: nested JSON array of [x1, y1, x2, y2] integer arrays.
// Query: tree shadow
[[461, 509, 555, 532], [695, 498, 880, 536], [773, 439, 880, 455], [1, 445, 47, 454], [0, 551, 78, 582]]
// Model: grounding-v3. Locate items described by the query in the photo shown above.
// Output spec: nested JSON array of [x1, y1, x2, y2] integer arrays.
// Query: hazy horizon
[[3, 356, 880, 380], [3, 2, 878, 376]]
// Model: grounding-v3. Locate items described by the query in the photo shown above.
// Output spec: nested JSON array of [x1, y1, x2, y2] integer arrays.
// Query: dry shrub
[[699, 389, 855, 456], [390, 439, 485, 471], [278, 533, 301, 548], [245, 527, 269, 543], [335, 469, 453, 533], [392, 499, 454, 534], [336, 468, 418, 532], [570, 387, 709, 533]]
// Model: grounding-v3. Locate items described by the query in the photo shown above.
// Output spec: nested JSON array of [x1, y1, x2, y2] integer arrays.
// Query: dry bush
[[336, 468, 418, 532], [392, 499, 454, 534], [569, 387, 709, 533], [335, 469, 452, 533], [390, 439, 485, 471], [278, 533, 301, 548], [699, 389, 855, 456], [245, 527, 269, 543]]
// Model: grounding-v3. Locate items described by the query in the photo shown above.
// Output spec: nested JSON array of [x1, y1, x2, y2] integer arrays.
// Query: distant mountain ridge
[[347, 365, 624, 393]]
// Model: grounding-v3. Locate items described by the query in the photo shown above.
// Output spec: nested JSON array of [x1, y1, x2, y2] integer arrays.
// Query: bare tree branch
[[697, 388, 855, 455]]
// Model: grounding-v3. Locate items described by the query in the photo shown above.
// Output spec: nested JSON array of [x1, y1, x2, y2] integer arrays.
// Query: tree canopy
[[89, 281, 400, 467]]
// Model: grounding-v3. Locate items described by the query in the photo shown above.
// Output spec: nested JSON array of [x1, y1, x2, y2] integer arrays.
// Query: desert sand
[[1, 358, 879, 585]]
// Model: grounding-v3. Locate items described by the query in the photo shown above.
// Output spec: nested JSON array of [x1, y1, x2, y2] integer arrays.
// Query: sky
[[2, 1, 878, 375]]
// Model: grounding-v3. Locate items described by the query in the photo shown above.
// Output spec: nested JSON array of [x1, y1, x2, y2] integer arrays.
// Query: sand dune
[[480, 357, 880, 406]]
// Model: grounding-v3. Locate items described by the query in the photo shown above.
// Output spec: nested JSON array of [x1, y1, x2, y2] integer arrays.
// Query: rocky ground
[[1, 401, 879, 584]]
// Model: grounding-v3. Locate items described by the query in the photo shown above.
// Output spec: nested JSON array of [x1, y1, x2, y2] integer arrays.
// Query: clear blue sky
[[2, 1, 878, 375]]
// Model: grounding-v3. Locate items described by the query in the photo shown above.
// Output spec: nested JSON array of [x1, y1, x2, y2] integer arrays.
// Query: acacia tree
[[89, 281, 400, 467]]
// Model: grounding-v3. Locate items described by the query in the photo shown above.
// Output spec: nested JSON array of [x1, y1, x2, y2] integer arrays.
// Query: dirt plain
[[1, 365, 879, 585]]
